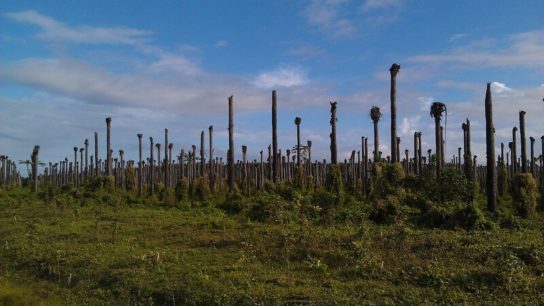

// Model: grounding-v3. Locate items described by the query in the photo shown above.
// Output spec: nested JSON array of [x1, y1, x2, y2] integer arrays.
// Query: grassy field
[[1, 186, 544, 305]]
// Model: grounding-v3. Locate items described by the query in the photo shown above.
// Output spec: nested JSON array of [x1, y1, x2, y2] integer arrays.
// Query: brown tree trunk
[[390, 63, 400, 163], [228, 95, 235, 192], [272, 91, 279, 183], [330, 102, 338, 164], [137, 134, 143, 195], [519, 111, 527, 173], [485, 83, 497, 212], [106, 117, 112, 176], [209, 125, 214, 193], [31, 145, 40, 193]]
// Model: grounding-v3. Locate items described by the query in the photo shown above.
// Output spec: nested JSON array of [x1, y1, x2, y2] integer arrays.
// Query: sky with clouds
[[1, 0, 543, 166]]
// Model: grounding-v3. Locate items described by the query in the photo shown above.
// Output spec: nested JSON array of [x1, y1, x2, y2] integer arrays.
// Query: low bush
[[512, 173, 537, 218]]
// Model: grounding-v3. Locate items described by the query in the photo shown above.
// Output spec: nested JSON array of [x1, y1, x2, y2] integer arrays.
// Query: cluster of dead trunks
[[14, 65, 544, 214], [0, 155, 20, 187]]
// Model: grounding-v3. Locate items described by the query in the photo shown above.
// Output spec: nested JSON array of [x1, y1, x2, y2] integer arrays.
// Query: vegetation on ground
[[1, 166, 544, 305]]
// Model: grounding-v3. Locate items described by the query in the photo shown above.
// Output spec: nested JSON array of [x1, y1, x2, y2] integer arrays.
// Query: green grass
[[1, 187, 544, 305]]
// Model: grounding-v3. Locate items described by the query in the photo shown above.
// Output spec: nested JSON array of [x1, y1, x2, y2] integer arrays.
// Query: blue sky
[[1, 0, 543, 165]]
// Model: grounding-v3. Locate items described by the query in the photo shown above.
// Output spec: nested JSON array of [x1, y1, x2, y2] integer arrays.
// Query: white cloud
[[214, 40, 228, 48], [303, 0, 356, 39], [361, 0, 404, 11], [448, 33, 468, 42], [407, 29, 544, 69], [285, 44, 325, 59], [418, 96, 433, 112], [5, 10, 151, 45], [491, 81, 524, 97], [252, 66, 308, 89]]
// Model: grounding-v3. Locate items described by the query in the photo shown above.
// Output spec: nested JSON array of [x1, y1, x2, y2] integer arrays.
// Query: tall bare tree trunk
[[228, 95, 235, 192], [370, 106, 381, 162], [430, 102, 446, 177], [73, 147, 78, 188], [530, 136, 535, 176], [512, 127, 518, 174], [209, 125, 214, 193], [137, 134, 143, 195], [330, 102, 338, 164], [519, 111, 527, 173], [200, 130, 205, 177], [295, 117, 302, 166], [106, 117, 112, 176], [272, 90, 279, 183], [485, 83, 497, 212], [149, 137, 154, 194], [390, 63, 400, 163], [31, 145, 40, 193], [164, 128, 169, 187], [94, 132, 99, 177], [84, 139, 89, 180]]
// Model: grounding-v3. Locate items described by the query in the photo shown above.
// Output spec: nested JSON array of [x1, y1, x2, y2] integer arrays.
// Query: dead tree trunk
[[106, 117, 112, 176], [209, 125, 214, 193], [485, 83, 497, 212], [228, 95, 235, 192], [370, 106, 381, 162], [519, 111, 527, 173], [31, 145, 40, 193], [330, 102, 338, 164], [295, 117, 302, 166], [272, 91, 279, 183], [390, 63, 400, 163]]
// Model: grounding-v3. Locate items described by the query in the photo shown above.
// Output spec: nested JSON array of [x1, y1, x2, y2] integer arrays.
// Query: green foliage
[[246, 191, 294, 223], [369, 195, 402, 224], [497, 165, 509, 196], [159, 187, 176, 207], [84, 176, 115, 192], [125, 165, 136, 191], [219, 186, 244, 213], [418, 201, 494, 230], [512, 173, 538, 218], [191, 176, 211, 201], [434, 167, 468, 203], [174, 177, 189, 202], [325, 164, 344, 206], [153, 182, 165, 194], [1, 187, 544, 304], [294, 165, 305, 188]]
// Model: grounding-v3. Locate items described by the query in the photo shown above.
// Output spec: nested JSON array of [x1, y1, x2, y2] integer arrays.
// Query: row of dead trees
[[14, 65, 543, 214]]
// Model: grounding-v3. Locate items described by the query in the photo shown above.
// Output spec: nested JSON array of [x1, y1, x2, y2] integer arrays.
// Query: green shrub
[[219, 187, 245, 213], [418, 202, 494, 230], [159, 187, 176, 206], [369, 195, 401, 224], [434, 168, 468, 203], [125, 165, 136, 191], [192, 176, 211, 201], [294, 165, 305, 188], [312, 188, 337, 223], [497, 166, 508, 196], [246, 192, 294, 223], [175, 177, 190, 201], [511, 173, 537, 218], [154, 182, 165, 194], [325, 164, 344, 206]]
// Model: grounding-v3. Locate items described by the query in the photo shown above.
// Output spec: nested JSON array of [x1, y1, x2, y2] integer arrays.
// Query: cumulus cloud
[[302, 0, 356, 39], [361, 0, 404, 11], [4, 10, 151, 45], [252, 66, 308, 89], [214, 40, 228, 48], [407, 29, 544, 69]]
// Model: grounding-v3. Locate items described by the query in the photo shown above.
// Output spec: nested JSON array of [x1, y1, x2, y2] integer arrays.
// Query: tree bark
[[390, 63, 400, 163], [485, 83, 497, 212]]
